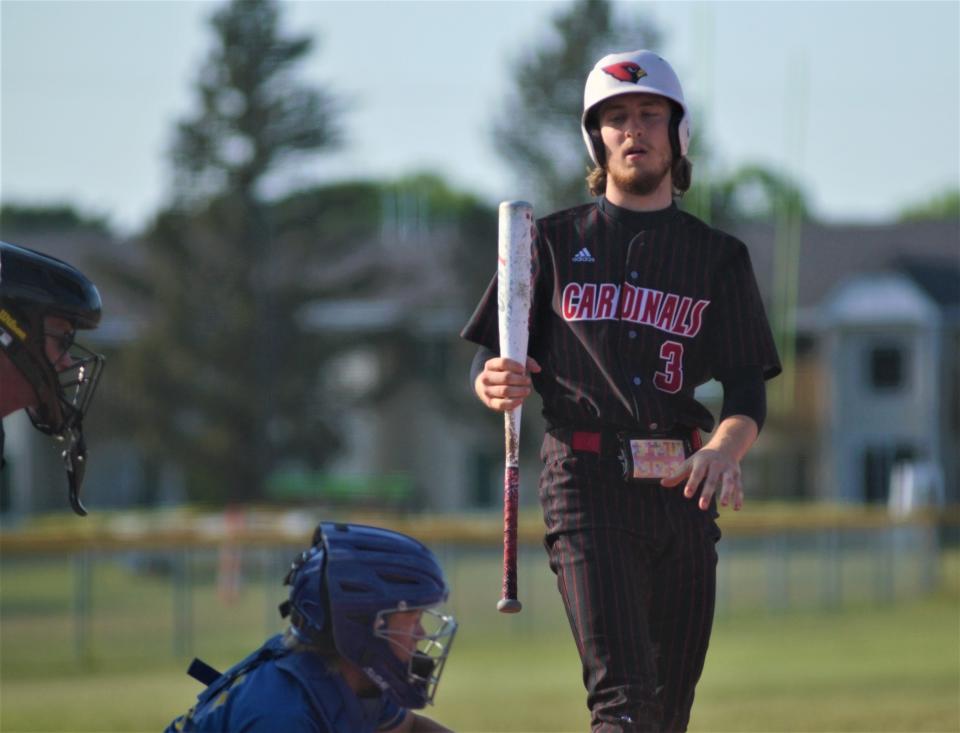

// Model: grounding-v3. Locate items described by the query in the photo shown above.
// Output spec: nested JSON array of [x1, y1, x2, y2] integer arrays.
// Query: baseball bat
[[496, 200, 534, 614]]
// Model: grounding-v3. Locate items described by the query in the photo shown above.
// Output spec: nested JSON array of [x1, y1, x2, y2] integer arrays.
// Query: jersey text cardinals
[[561, 281, 709, 337], [462, 198, 780, 433]]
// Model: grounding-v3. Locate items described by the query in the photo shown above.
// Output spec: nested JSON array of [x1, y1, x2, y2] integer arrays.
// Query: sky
[[2, 1, 958, 235]]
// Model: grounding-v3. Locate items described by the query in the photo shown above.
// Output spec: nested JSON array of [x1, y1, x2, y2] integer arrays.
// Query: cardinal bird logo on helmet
[[602, 62, 648, 84]]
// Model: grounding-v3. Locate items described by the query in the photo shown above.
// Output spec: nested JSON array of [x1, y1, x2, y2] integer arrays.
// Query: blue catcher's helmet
[[280, 522, 457, 709]]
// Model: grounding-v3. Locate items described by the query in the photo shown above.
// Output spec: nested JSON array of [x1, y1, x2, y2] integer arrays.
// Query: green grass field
[[2, 547, 957, 732]]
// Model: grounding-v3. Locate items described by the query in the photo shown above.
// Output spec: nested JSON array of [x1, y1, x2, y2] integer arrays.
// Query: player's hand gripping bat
[[496, 201, 534, 614]]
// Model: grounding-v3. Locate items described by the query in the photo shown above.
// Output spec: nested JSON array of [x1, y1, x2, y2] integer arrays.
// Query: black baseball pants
[[539, 431, 721, 733]]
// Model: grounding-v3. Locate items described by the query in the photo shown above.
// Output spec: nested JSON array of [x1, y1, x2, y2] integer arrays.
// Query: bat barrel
[[497, 200, 534, 366]]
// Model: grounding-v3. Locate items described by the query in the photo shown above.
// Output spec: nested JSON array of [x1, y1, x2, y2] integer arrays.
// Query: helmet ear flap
[[281, 545, 334, 646], [668, 102, 684, 161], [589, 127, 606, 167], [585, 110, 606, 167]]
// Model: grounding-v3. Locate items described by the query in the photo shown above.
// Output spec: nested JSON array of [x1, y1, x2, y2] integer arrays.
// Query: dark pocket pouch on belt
[[617, 433, 692, 481]]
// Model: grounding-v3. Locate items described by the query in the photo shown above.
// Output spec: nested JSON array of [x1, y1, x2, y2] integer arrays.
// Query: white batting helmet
[[581, 49, 691, 166]]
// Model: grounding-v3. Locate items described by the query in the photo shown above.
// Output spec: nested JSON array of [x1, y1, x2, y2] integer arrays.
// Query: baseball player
[[165, 522, 458, 733], [463, 50, 781, 732], [0, 240, 105, 515]]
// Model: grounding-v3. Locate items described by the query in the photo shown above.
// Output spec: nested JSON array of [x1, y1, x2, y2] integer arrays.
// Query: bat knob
[[497, 598, 523, 614]]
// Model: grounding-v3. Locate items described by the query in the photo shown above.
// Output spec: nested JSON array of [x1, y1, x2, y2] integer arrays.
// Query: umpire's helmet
[[582, 49, 691, 166], [281, 522, 457, 709], [0, 241, 105, 515]]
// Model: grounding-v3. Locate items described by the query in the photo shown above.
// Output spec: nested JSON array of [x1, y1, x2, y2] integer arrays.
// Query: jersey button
[[628, 330, 637, 339], [633, 377, 641, 386], [649, 422, 658, 430], [630, 270, 639, 280]]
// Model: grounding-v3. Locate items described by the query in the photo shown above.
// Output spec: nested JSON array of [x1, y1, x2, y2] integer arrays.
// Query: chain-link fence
[[0, 510, 945, 673]]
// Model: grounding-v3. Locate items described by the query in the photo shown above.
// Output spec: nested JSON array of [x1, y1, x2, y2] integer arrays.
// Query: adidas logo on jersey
[[572, 248, 595, 263]]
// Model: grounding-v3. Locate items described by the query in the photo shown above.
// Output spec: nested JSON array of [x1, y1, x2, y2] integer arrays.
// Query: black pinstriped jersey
[[461, 197, 781, 433]]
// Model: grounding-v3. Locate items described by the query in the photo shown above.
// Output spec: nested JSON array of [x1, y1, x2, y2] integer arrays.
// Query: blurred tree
[[170, 1, 339, 204], [898, 188, 960, 222], [273, 173, 497, 410], [100, 0, 343, 504], [0, 204, 109, 235], [706, 163, 812, 229], [492, 0, 662, 212], [694, 163, 813, 413]]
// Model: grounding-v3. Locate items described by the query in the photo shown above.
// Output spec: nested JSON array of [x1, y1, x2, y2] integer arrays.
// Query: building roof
[[822, 272, 941, 327], [892, 255, 960, 309], [730, 218, 959, 312]]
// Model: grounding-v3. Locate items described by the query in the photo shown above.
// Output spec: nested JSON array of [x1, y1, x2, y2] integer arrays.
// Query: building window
[[862, 443, 916, 504], [868, 345, 905, 391], [795, 333, 816, 358], [951, 332, 960, 432], [470, 448, 497, 508], [423, 337, 448, 381]]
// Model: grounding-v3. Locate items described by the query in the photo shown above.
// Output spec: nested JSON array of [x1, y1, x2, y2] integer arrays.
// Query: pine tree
[[108, 0, 344, 504]]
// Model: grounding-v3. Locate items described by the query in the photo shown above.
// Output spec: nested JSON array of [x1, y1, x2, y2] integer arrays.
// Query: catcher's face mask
[[2, 310, 105, 515], [373, 603, 458, 707]]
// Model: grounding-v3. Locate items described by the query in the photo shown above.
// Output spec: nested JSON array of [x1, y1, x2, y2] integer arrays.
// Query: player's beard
[[608, 153, 673, 196]]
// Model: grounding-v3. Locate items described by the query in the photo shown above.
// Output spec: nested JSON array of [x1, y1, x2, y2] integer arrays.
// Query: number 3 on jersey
[[654, 340, 684, 393]]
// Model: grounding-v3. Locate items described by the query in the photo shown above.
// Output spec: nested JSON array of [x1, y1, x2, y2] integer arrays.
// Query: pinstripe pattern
[[462, 197, 778, 732], [540, 432, 720, 732], [462, 198, 781, 434]]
